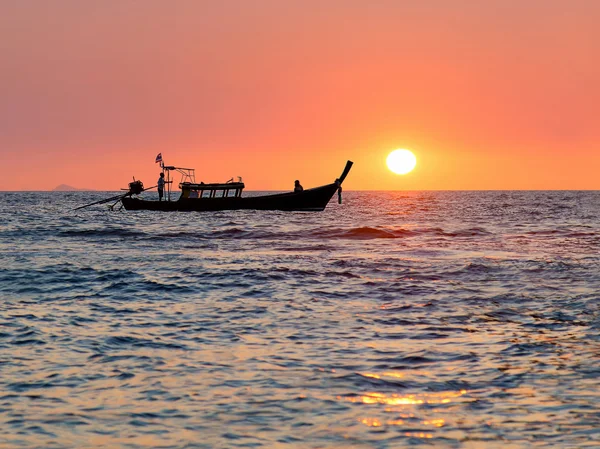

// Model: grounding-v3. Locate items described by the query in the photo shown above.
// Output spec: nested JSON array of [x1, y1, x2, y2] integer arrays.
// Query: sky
[[0, 0, 598, 190]]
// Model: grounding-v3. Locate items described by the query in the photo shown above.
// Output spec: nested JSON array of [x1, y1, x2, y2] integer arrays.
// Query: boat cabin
[[180, 181, 245, 199], [159, 164, 244, 201]]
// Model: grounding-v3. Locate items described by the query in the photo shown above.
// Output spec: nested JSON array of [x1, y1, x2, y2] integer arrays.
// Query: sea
[[0, 191, 599, 449]]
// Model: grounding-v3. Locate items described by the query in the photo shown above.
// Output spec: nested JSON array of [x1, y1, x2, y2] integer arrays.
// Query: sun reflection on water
[[359, 371, 405, 380], [360, 417, 382, 427], [349, 389, 462, 434], [404, 432, 433, 439], [341, 390, 467, 406], [423, 418, 445, 427], [359, 417, 444, 426]]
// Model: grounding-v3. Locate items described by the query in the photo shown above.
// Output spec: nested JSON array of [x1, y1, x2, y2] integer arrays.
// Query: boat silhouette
[[118, 160, 353, 212]]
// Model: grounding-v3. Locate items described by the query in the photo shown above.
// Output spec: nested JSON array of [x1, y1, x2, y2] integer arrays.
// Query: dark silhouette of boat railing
[[180, 180, 245, 199]]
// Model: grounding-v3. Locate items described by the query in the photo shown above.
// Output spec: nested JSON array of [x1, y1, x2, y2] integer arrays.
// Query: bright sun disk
[[387, 149, 417, 175]]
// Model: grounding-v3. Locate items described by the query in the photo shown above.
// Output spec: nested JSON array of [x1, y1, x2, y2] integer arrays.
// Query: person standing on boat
[[294, 180, 303, 193], [158, 172, 165, 201]]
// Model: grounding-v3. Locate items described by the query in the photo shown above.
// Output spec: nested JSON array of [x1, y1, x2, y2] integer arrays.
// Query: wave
[[309, 226, 493, 240], [43, 224, 502, 243], [60, 228, 148, 238], [147, 226, 494, 241], [104, 336, 188, 350], [334, 227, 409, 239]]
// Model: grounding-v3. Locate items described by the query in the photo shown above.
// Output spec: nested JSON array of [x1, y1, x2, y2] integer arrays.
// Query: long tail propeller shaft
[[74, 182, 156, 211]]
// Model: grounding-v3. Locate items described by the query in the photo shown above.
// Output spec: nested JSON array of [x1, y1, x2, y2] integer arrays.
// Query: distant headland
[[53, 184, 94, 191]]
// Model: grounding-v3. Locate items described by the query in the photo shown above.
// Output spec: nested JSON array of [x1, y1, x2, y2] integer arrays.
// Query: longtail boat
[[76, 160, 353, 212]]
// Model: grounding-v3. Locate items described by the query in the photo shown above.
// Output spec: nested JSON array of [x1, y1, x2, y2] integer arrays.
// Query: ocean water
[[1, 191, 599, 449]]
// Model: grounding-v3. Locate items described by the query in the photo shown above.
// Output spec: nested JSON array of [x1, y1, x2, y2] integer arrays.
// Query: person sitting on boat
[[294, 180, 303, 193], [158, 172, 165, 201]]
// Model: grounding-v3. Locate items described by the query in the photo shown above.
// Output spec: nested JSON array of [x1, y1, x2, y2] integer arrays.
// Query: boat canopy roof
[[163, 165, 194, 171], [180, 182, 245, 191]]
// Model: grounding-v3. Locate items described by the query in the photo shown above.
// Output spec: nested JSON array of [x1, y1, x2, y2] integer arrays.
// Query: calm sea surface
[[1, 191, 599, 449]]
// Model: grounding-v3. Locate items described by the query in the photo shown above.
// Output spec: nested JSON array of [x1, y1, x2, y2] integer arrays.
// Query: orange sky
[[1, 1, 598, 190]]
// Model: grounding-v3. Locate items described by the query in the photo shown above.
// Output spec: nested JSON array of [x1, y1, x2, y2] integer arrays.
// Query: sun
[[387, 149, 417, 175]]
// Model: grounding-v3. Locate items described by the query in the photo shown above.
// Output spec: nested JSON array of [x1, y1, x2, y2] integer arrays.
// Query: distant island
[[53, 184, 93, 191]]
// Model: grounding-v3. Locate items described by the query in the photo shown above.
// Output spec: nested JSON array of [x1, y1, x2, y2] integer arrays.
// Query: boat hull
[[121, 183, 340, 212]]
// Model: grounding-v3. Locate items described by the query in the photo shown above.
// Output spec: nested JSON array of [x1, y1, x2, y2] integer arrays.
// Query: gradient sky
[[1, 0, 598, 190]]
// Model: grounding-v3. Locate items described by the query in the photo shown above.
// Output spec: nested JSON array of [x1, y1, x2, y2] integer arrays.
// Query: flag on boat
[[155, 153, 162, 163]]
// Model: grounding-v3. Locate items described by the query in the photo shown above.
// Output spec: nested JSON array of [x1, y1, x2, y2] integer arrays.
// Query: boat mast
[[160, 158, 173, 202], [167, 164, 171, 202]]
